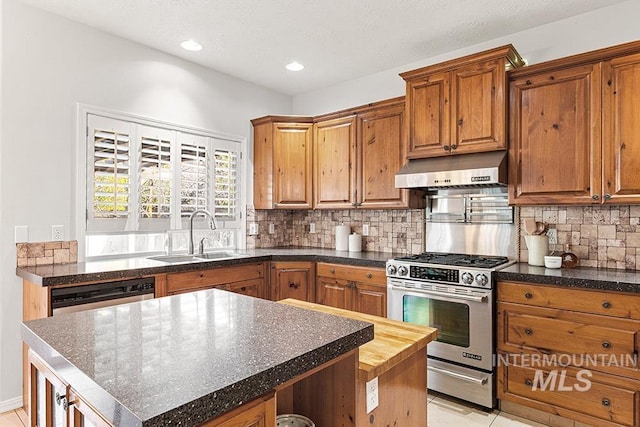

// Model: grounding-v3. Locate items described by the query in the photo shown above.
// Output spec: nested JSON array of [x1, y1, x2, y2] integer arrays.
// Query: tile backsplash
[[247, 208, 423, 254], [249, 204, 640, 271], [519, 205, 640, 270], [17, 241, 78, 267]]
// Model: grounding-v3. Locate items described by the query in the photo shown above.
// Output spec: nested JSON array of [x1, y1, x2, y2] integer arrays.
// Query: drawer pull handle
[[524, 328, 533, 335], [602, 301, 612, 309], [366, 273, 372, 279], [524, 292, 533, 299], [602, 341, 611, 349], [602, 398, 611, 407], [289, 282, 300, 289], [240, 287, 246, 291], [525, 379, 533, 386], [329, 269, 335, 274]]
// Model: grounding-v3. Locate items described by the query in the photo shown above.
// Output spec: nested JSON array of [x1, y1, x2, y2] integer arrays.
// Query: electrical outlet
[[362, 224, 369, 236], [309, 223, 316, 233], [51, 225, 64, 241], [268, 223, 275, 234], [365, 376, 379, 413], [547, 228, 558, 245], [249, 223, 259, 235]]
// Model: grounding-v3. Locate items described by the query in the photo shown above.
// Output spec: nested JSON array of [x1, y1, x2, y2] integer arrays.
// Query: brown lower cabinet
[[270, 261, 315, 302], [497, 280, 640, 426], [161, 262, 268, 298], [316, 262, 387, 317]]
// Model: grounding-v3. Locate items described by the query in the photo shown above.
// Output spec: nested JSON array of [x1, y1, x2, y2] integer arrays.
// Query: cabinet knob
[[457, 119, 464, 126], [366, 273, 372, 279], [592, 194, 600, 201], [524, 292, 533, 299], [443, 145, 450, 151], [347, 282, 356, 289], [602, 398, 611, 407], [602, 301, 612, 309], [602, 341, 611, 349], [604, 193, 612, 201], [524, 328, 533, 335], [525, 379, 533, 386], [289, 282, 300, 289], [450, 144, 458, 150], [240, 287, 247, 291], [329, 268, 335, 274]]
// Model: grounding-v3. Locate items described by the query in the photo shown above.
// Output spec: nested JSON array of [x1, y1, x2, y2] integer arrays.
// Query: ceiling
[[19, 0, 627, 95]]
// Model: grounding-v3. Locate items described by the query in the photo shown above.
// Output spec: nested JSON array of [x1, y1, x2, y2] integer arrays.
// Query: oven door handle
[[392, 286, 489, 303], [428, 365, 488, 385]]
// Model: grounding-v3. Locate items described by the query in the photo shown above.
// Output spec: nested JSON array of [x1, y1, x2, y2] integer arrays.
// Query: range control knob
[[387, 265, 397, 275], [475, 274, 489, 287], [397, 265, 409, 276], [461, 272, 474, 285]]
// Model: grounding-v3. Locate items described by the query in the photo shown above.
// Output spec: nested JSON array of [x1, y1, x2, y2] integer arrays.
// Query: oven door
[[387, 278, 493, 371]]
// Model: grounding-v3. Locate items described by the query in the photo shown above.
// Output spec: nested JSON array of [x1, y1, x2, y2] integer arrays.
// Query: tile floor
[[0, 396, 551, 427]]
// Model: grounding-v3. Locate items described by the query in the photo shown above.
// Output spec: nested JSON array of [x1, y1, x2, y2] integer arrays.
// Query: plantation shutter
[[212, 138, 239, 224], [179, 133, 209, 218], [87, 115, 134, 232], [138, 126, 174, 230]]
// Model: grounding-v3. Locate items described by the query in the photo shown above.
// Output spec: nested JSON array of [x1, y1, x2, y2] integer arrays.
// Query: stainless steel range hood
[[395, 151, 508, 189]]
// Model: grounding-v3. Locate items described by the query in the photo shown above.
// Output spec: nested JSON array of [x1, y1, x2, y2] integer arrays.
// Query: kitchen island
[[21, 289, 374, 426]]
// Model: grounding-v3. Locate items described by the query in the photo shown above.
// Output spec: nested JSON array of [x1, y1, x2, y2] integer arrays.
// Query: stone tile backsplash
[[519, 205, 640, 270], [250, 204, 640, 271], [17, 241, 78, 267], [246, 208, 424, 254]]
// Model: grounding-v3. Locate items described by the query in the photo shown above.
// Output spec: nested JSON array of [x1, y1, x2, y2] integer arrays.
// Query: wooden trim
[[400, 44, 524, 80], [250, 115, 313, 126], [509, 39, 640, 79], [313, 96, 405, 122]]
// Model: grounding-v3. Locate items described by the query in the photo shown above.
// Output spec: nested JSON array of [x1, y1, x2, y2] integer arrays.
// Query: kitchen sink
[[147, 254, 199, 263], [194, 251, 240, 260]]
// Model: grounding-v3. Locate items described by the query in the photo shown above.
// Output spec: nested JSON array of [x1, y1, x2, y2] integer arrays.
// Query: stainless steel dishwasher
[[51, 277, 155, 315]]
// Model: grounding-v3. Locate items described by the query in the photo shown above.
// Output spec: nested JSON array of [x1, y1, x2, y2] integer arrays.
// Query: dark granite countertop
[[17, 247, 398, 286], [497, 263, 640, 293], [22, 289, 374, 427]]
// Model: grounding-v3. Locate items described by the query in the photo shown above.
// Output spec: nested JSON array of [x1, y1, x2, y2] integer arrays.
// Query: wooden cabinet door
[[313, 116, 356, 209], [273, 122, 313, 209], [603, 52, 640, 204], [69, 389, 113, 427], [201, 392, 275, 427], [405, 72, 451, 158], [509, 64, 602, 205], [315, 276, 351, 310], [29, 349, 71, 427], [352, 282, 387, 317], [451, 58, 507, 154], [357, 102, 412, 209], [270, 262, 314, 302]]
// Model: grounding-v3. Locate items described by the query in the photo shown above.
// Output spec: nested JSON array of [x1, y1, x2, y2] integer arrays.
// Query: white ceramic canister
[[348, 233, 362, 252], [335, 224, 350, 251]]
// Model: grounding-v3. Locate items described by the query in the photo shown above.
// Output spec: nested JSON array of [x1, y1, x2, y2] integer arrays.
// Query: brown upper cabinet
[[509, 40, 640, 205], [401, 45, 524, 159], [314, 98, 424, 209], [252, 98, 424, 210], [252, 116, 314, 209]]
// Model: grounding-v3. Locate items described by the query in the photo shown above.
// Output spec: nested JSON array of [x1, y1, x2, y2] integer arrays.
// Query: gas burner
[[394, 252, 510, 269]]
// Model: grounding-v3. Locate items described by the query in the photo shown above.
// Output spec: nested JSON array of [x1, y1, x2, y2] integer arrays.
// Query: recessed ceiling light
[[286, 62, 304, 71], [181, 40, 203, 51]]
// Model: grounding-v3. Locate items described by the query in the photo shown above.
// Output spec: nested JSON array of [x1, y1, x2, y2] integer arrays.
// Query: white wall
[[0, 0, 291, 407], [293, 0, 640, 115]]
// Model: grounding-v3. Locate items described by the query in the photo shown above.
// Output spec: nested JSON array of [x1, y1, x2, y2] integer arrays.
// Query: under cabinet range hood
[[395, 151, 508, 189]]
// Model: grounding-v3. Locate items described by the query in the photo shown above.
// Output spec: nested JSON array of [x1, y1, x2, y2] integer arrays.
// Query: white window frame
[[75, 104, 247, 261]]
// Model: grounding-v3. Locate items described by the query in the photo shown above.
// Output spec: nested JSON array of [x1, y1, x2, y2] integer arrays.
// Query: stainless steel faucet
[[188, 209, 216, 255]]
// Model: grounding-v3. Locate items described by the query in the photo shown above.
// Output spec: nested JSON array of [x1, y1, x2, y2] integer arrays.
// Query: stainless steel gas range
[[386, 252, 514, 408]]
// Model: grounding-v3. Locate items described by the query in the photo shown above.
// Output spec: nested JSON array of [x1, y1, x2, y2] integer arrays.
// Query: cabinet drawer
[[316, 263, 386, 284], [498, 281, 640, 320], [501, 305, 637, 359], [500, 363, 638, 426], [166, 263, 264, 293]]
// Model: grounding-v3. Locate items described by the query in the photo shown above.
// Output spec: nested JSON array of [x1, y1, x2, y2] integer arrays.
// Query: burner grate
[[394, 252, 509, 269]]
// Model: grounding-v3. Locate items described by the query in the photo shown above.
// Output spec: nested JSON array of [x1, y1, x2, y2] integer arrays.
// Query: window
[[83, 112, 243, 258]]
